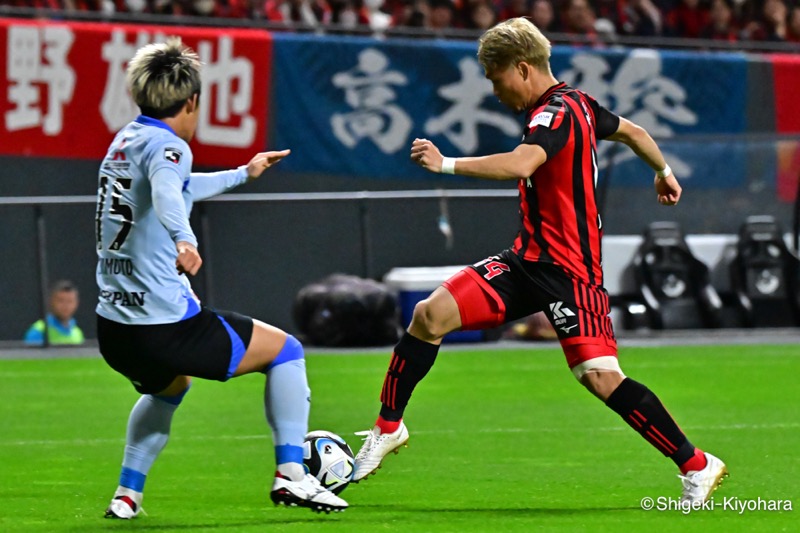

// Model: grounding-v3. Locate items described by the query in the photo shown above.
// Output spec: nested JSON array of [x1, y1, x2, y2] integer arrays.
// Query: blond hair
[[127, 37, 201, 119], [478, 18, 552, 74]]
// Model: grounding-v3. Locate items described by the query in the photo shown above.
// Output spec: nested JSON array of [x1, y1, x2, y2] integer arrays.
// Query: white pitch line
[[3, 422, 798, 448]]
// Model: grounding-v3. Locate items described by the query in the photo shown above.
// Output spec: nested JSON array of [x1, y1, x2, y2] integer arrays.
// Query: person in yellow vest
[[24, 280, 85, 345]]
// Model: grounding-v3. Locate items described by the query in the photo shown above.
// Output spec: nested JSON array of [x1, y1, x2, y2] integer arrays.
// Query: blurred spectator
[[561, 0, 605, 44], [150, 0, 190, 15], [396, 0, 430, 26], [5, 0, 800, 47], [499, 0, 528, 21], [119, 0, 150, 13], [326, 0, 365, 26], [264, 0, 332, 25], [428, 0, 455, 29], [464, 0, 496, 29], [0, 0, 62, 8], [226, 0, 269, 17], [743, 0, 788, 40], [529, 0, 556, 31], [700, 0, 738, 40], [63, 0, 116, 12], [184, 0, 228, 16], [788, 4, 800, 42], [666, 0, 709, 38], [363, 0, 393, 29], [24, 280, 85, 346], [619, 0, 663, 35]]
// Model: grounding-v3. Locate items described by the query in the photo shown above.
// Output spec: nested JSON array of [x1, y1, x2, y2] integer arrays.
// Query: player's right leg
[[354, 260, 511, 482], [352, 286, 460, 481], [104, 376, 191, 519], [97, 316, 192, 520]]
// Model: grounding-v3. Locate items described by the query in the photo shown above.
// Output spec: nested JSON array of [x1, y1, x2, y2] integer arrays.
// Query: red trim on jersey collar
[[533, 82, 567, 108]]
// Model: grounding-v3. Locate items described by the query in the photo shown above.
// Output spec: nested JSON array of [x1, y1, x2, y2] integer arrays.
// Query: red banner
[[0, 17, 271, 167], [771, 54, 800, 134], [771, 54, 800, 201]]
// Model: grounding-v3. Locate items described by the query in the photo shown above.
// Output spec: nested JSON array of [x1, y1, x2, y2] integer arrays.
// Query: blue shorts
[[97, 307, 254, 394]]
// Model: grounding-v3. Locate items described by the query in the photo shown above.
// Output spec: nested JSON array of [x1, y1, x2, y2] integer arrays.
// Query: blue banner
[[271, 34, 752, 188]]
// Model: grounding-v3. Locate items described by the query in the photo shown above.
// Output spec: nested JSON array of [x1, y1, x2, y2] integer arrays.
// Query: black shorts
[[442, 249, 616, 367], [97, 307, 254, 394]]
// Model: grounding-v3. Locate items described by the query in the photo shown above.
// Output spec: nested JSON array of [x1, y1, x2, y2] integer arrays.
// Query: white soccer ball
[[303, 430, 355, 494]]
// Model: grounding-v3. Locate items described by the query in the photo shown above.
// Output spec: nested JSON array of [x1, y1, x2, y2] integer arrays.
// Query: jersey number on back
[[96, 176, 133, 251]]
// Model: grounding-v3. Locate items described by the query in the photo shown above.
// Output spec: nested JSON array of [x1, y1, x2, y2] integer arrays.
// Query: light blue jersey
[[96, 115, 248, 324]]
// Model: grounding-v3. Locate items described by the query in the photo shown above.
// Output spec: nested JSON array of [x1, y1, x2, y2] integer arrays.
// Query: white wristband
[[441, 157, 456, 175], [656, 164, 672, 178]]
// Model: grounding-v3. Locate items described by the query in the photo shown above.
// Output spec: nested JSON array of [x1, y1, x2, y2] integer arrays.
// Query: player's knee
[[265, 334, 305, 372], [571, 356, 625, 382], [154, 377, 192, 406], [572, 356, 626, 400], [411, 299, 448, 339]]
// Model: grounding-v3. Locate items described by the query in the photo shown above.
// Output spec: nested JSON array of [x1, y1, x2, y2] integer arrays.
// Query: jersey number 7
[[96, 176, 133, 251]]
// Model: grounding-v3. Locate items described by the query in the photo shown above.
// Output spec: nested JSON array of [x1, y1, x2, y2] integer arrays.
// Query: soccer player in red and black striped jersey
[[353, 17, 728, 505]]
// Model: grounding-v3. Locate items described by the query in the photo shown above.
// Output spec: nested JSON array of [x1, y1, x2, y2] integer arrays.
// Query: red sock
[[375, 415, 401, 434], [679, 448, 708, 474]]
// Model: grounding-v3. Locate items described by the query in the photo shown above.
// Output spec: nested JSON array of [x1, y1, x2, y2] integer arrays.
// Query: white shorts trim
[[571, 356, 625, 381]]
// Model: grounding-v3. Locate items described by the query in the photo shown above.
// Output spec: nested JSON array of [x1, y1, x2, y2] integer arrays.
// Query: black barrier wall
[[0, 187, 519, 341], [0, 154, 794, 342]]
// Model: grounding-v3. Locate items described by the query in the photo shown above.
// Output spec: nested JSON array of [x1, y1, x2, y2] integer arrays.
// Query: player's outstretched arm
[[189, 149, 292, 202], [410, 138, 544, 181], [246, 149, 291, 180], [606, 117, 682, 206]]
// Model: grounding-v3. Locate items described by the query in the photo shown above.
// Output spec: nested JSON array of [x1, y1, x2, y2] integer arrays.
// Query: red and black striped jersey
[[512, 82, 620, 286]]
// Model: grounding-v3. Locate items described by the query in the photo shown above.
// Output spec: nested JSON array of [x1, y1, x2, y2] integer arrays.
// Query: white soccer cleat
[[104, 487, 143, 519], [270, 473, 348, 513], [352, 421, 409, 482], [678, 452, 729, 504]]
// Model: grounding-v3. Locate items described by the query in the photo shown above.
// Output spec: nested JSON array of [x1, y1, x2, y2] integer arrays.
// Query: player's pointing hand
[[247, 149, 292, 179]]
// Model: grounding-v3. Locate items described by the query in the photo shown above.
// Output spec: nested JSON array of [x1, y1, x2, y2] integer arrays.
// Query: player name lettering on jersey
[[529, 111, 554, 129], [97, 258, 134, 276], [100, 290, 147, 307]]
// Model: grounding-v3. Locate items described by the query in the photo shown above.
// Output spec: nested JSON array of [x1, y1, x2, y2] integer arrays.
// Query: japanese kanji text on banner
[[0, 18, 271, 167]]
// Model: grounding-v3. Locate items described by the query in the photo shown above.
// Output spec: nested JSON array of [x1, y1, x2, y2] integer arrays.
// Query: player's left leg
[[230, 319, 347, 512], [557, 277, 727, 504], [575, 360, 728, 504], [105, 375, 192, 519]]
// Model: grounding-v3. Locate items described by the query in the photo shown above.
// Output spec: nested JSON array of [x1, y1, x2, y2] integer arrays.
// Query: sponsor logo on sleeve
[[164, 148, 182, 164], [529, 111, 554, 129]]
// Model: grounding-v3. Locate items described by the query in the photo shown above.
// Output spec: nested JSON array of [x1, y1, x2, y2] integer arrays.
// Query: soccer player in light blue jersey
[[97, 38, 347, 518]]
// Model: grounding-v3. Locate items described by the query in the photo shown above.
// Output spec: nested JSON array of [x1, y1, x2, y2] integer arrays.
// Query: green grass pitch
[[1, 344, 797, 532]]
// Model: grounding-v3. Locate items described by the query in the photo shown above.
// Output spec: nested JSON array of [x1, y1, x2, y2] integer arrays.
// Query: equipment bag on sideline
[[293, 274, 401, 347]]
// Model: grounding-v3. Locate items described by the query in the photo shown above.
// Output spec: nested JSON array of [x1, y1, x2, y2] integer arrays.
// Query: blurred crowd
[[3, 0, 800, 44]]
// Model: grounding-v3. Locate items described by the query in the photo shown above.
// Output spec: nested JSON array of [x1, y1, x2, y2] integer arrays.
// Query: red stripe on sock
[[632, 409, 647, 423], [649, 426, 678, 453], [628, 414, 643, 429], [390, 376, 398, 409], [380, 374, 390, 405], [645, 429, 675, 455]]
